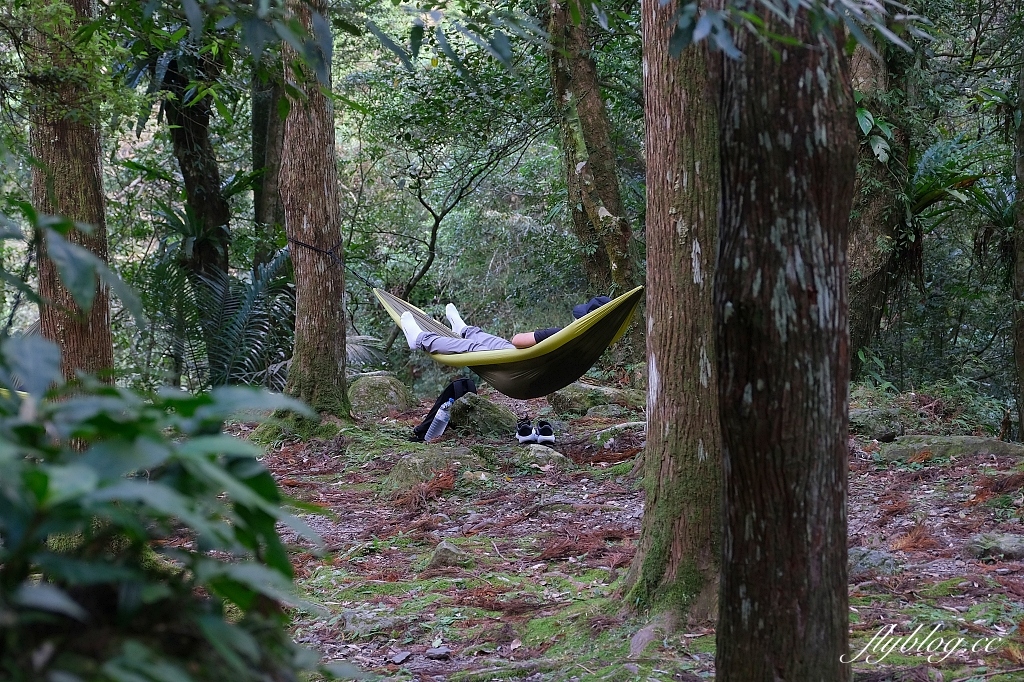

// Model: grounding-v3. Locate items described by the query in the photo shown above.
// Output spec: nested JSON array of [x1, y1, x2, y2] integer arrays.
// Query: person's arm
[[510, 332, 538, 349], [511, 327, 561, 348]]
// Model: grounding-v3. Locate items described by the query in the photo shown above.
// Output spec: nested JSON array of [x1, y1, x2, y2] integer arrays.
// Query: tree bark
[[1013, 57, 1024, 439], [549, 0, 634, 290], [29, 0, 113, 381], [163, 58, 231, 282], [715, 11, 856, 681], [622, 0, 720, 624], [280, 0, 349, 415], [253, 65, 286, 269]]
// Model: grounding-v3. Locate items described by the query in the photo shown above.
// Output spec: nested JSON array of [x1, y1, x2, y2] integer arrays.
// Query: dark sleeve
[[532, 327, 562, 343]]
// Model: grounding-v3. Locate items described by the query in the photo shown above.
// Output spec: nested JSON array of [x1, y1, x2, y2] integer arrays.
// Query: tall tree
[[279, 0, 349, 415], [549, 0, 635, 290], [163, 53, 231, 283], [623, 0, 720, 624], [252, 62, 286, 269], [714, 9, 856, 680], [29, 0, 113, 380], [847, 44, 915, 376], [1013, 55, 1024, 439]]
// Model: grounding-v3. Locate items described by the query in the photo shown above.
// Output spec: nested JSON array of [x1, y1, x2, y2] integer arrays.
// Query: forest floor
[[243, 386, 1024, 682]]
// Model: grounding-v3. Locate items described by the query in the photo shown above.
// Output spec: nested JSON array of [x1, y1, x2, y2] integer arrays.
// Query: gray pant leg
[[416, 326, 514, 354], [461, 326, 515, 351]]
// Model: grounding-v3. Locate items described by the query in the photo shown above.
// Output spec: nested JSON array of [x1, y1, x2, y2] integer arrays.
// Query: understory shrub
[[0, 335, 366, 681]]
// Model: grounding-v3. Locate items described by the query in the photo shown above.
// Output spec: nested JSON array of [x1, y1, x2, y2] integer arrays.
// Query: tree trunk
[[715, 11, 856, 681], [622, 0, 720, 624], [1013, 57, 1024, 439], [164, 58, 231, 282], [847, 45, 914, 377], [280, 0, 349, 415], [549, 0, 634, 290], [253, 65, 286, 269], [29, 0, 113, 381]]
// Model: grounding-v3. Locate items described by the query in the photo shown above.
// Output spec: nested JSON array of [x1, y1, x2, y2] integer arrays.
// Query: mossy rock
[[849, 408, 904, 442], [586, 404, 626, 418], [384, 446, 487, 491], [516, 444, 574, 470], [966, 533, 1024, 561], [849, 547, 902, 579], [449, 392, 517, 439], [250, 412, 342, 444], [878, 435, 1024, 463], [547, 382, 644, 417], [347, 373, 415, 419]]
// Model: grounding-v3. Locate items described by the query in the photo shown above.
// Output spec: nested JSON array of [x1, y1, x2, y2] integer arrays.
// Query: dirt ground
[[244, 387, 1024, 681]]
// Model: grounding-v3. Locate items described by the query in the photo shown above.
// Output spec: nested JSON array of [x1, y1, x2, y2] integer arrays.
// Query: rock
[[425, 646, 452, 660], [849, 408, 904, 442], [547, 382, 644, 417], [517, 444, 574, 470], [426, 540, 471, 569], [390, 651, 411, 664], [849, 547, 902, 579], [384, 447, 486, 491], [340, 607, 398, 638], [347, 373, 414, 419], [966, 533, 1024, 561], [586, 404, 626, 418], [879, 436, 1024, 463], [448, 392, 517, 439]]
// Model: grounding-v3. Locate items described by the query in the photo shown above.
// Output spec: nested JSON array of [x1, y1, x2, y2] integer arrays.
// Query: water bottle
[[425, 399, 454, 442]]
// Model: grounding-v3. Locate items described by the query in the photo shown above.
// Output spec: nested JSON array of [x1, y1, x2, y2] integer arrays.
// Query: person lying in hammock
[[400, 296, 611, 354]]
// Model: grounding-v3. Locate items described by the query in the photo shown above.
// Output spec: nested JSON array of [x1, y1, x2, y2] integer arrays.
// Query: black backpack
[[411, 377, 477, 441]]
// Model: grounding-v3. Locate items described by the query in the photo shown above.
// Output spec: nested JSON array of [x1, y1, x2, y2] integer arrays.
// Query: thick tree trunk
[[164, 59, 231, 282], [715, 11, 856, 681], [622, 0, 720, 624], [847, 46, 914, 376], [1013, 58, 1024, 439], [253, 66, 286, 268], [549, 0, 634, 290], [29, 0, 113, 381], [280, 0, 349, 415]]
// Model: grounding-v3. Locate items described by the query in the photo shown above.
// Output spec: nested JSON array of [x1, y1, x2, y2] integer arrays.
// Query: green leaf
[[869, 135, 890, 163], [366, 21, 413, 72], [409, 23, 424, 60], [44, 228, 99, 312], [96, 260, 147, 328], [181, 0, 204, 40], [13, 582, 88, 621], [856, 108, 874, 135], [3, 335, 63, 397], [41, 463, 98, 506]]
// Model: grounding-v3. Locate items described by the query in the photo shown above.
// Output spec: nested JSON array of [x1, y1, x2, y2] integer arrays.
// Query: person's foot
[[446, 303, 468, 336], [516, 419, 538, 444], [401, 312, 423, 349], [535, 420, 555, 444]]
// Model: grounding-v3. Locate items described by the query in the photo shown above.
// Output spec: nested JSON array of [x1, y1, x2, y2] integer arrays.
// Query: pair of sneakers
[[516, 419, 555, 444]]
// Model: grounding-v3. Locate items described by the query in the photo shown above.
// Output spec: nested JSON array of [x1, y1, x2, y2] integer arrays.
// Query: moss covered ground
[[237, 385, 1024, 681]]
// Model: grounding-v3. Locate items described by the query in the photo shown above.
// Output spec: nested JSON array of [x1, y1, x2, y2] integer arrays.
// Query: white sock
[[446, 303, 468, 336], [401, 312, 423, 349]]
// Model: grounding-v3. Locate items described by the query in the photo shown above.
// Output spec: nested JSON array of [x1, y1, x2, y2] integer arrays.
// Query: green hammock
[[374, 285, 644, 399]]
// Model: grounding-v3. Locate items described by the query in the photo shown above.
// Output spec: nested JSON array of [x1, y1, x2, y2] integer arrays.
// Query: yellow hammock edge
[[372, 285, 644, 368]]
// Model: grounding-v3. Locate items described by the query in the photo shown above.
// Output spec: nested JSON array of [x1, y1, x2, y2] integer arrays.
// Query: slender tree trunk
[[1013, 57, 1024, 439], [549, 0, 634, 290], [164, 59, 231, 282], [847, 45, 914, 376], [253, 65, 286, 268], [29, 0, 113, 381], [280, 0, 349, 415], [715, 11, 856, 681], [622, 0, 720, 624]]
